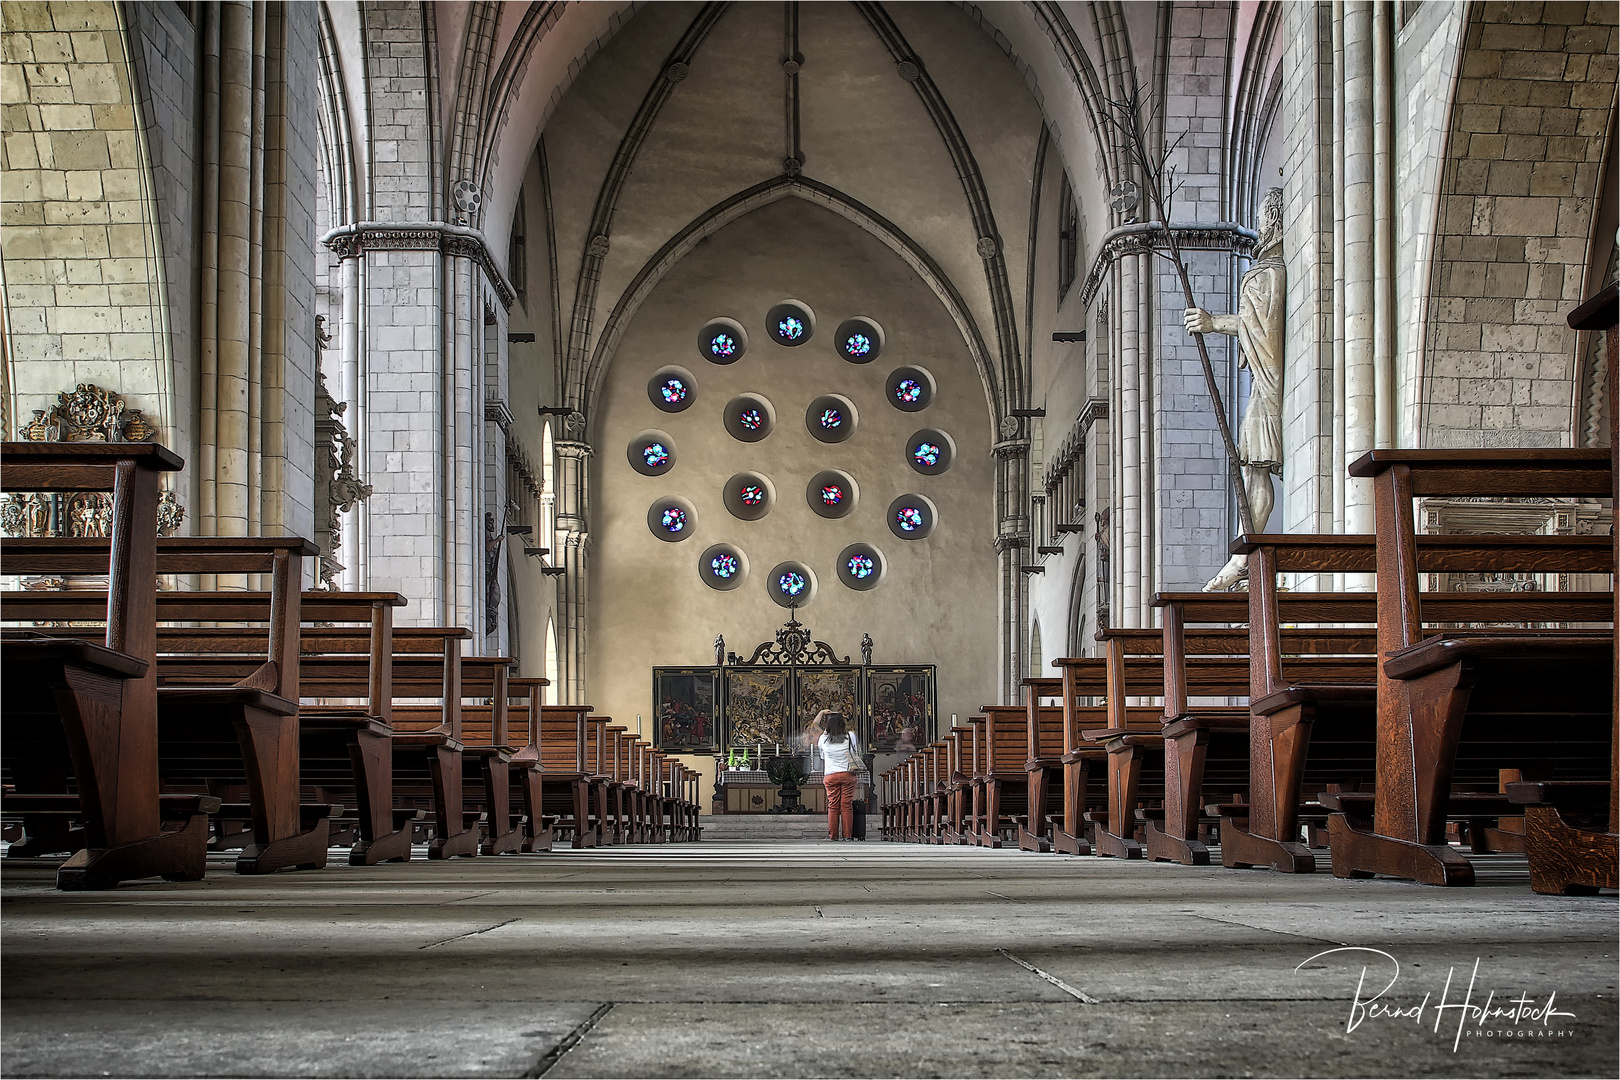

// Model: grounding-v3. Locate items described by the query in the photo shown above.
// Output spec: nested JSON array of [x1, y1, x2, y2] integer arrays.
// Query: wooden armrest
[[1504, 781, 1611, 810], [0, 633, 148, 679], [1251, 684, 1376, 715], [1383, 633, 1611, 680]]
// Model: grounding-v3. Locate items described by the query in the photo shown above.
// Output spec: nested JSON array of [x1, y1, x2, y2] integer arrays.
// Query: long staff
[[1104, 92, 1256, 535]]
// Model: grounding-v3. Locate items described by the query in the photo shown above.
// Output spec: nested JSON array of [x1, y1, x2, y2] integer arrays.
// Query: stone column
[[555, 437, 593, 704], [994, 433, 1031, 701], [1118, 252, 1142, 626]]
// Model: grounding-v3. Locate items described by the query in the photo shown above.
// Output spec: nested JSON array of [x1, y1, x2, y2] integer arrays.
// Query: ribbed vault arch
[[581, 175, 1002, 442]]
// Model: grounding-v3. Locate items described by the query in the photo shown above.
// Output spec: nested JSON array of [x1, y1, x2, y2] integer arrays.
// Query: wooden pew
[[538, 704, 594, 847], [1048, 658, 1176, 855], [7, 537, 328, 875], [19, 591, 423, 867], [1, 441, 201, 889], [1149, 592, 1380, 870], [503, 677, 553, 852], [1323, 448, 1615, 885], [586, 717, 614, 844], [1505, 286, 1620, 895], [1017, 680, 1065, 852], [976, 706, 1038, 848], [942, 724, 976, 844]]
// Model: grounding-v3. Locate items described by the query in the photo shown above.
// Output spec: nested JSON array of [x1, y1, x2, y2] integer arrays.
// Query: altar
[[716, 769, 828, 814], [650, 612, 936, 757]]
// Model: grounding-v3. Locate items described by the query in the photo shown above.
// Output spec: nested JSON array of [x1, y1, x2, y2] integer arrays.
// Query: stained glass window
[[710, 333, 737, 358], [819, 408, 843, 429], [846, 553, 876, 579], [778, 570, 807, 597], [895, 379, 924, 404], [913, 442, 942, 467], [661, 507, 687, 533], [739, 484, 765, 506], [895, 507, 924, 532], [844, 333, 872, 357], [710, 553, 740, 579], [739, 409, 764, 431], [777, 316, 805, 340], [821, 485, 844, 506], [642, 443, 670, 468], [660, 378, 688, 404]]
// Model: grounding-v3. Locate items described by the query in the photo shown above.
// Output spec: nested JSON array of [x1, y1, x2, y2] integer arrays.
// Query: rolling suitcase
[[851, 799, 867, 840]]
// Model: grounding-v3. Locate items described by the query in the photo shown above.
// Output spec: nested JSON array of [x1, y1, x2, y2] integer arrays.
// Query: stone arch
[[581, 175, 1003, 442]]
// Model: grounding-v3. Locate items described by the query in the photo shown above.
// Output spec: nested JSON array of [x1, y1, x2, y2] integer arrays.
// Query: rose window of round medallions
[[846, 553, 875, 578], [710, 552, 740, 579], [820, 485, 844, 506], [895, 507, 923, 532], [739, 485, 765, 506], [778, 570, 807, 597], [661, 507, 687, 533], [643, 443, 670, 469]]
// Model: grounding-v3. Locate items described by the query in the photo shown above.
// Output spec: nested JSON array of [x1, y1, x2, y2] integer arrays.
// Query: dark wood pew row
[[927, 739, 951, 843], [538, 704, 595, 847], [586, 717, 614, 844], [1499, 286, 1620, 894], [0, 441, 206, 890], [1048, 658, 1180, 856], [976, 706, 1043, 848], [1302, 447, 1617, 886], [945, 723, 977, 844], [4, 536, 331, 877], [1086, 625, 1255, 863], [1017, 681, 1065, 852]]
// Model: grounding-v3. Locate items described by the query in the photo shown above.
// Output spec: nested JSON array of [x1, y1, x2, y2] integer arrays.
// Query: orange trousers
[[824, 771, 857, 839]]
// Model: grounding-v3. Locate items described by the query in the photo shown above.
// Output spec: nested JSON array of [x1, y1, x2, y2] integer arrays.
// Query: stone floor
[[2, 840, 1615, 1079]]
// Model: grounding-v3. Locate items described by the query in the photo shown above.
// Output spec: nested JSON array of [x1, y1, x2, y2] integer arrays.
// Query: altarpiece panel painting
[[652, 668, 721, 752], [867, 667, 934, 752]]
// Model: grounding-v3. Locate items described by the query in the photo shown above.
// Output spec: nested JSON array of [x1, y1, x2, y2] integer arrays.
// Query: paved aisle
[[2, 841, 1615, 1078]]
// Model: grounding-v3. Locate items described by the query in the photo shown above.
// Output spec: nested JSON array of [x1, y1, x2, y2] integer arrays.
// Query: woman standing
[[815, 710, 861, 841]]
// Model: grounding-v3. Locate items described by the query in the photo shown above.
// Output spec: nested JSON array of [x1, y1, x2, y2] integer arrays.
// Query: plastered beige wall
[[589, 198, 999, 767]]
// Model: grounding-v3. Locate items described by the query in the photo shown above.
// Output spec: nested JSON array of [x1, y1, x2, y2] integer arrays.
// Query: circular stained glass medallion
[[699, 543, 748, 591], [806, 470, 858, 519], [723, 394, 775, 443], [766, 560, 817, 608], [834, 317, 884, 364], [886, 365, 935, 412], [806, 394, 857, 444], [647, 497, 697, 543], [723, 471, 774, 521], [627, 430, 676, 476], [906, 428, 955, 476], [886, 494, 936, 540], [698, 318, 748, 364], [836, 542, 885, 591], [766, 300, 815, 347], [648, 366, 697, 413]]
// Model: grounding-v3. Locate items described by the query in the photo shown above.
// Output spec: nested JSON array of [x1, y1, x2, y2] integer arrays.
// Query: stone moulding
[[1079, 222, 1259, 307], [321, 220, 517, 310]]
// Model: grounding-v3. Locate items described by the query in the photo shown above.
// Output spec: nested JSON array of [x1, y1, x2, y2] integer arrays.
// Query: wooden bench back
[[540, 704, 590, 773], [980, 706, 1030, 774]]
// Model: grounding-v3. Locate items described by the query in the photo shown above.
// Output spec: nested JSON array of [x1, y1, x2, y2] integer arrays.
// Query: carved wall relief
[[0, 384, 184, 544], [312, 316, 372, 589]]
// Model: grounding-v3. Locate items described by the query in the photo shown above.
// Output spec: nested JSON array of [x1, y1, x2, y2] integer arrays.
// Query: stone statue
[[484, 512, 505, 635], [1184, 187, 1285, 592], [713, 634, 725, 666], [860, 633, 873, 666]]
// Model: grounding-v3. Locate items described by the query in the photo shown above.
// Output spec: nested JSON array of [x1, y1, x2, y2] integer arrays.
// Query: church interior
[[2, 1, 1617, 1076]]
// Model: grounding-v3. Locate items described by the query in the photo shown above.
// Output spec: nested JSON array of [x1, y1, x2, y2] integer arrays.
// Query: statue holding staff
[[1184, 187, 1286, 592]]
